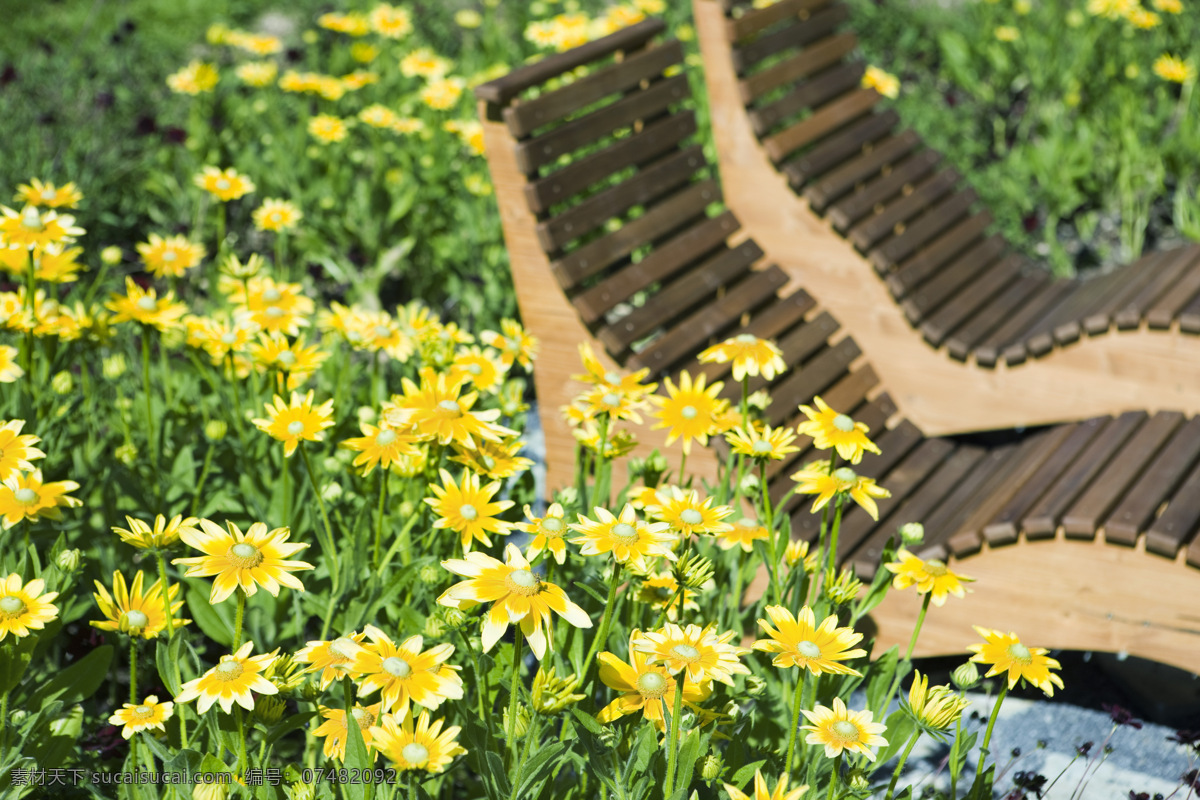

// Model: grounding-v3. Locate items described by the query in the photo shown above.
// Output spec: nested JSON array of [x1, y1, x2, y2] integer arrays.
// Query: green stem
[[235, 705, 249, 773], [583, 563, 622, 679], [760, 460, 780, 602], [282, 446, 291, 529], [826, 753, 842, 800], [508, 627, 524, 769], [233, 588, 246, 650], [129, 639, 138, 704], [189, 442, 216, 518], [455, 626, 489, 723], [784, 668, 808, 772], [663, 673, 685, 799], [141, 326, 158, 496], [978, 683, 1009, 776], [885, 730, 922, 800], [1, 691, 7, 760], [373, 469, 387, 570], [300, 443, 341, 592], [678, 447, 687, 486], [877, 593, 931, 721], [824, 498, 846, 592]]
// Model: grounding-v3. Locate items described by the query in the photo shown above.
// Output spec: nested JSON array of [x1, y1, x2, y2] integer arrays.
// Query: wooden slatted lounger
[[693, 0, 1200, 437], [474, 20, 1200, 674]]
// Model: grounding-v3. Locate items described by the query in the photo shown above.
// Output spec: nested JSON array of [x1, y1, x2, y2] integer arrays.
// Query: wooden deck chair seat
[[474, 20, 1200, 674], [693, 0, 1200, 437]]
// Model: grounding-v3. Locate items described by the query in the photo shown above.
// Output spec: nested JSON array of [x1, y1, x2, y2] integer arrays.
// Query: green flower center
[[0, 596, 26, 616], [830, 720, 859, 741], [1007, 643, 1032, 663], [401, 743, 429, 765], [833, 467, 858, 483], [459, 504, 478, 521], [350, 707, 375, 729], [382, 656, 413, 678], [122, 610, 150, 630], [229, 543, 264, 568], [14, 488, 37, 505], [40, 189, 57, 202], [611, 523, 638, 544], [375, 429, 397, 446], [438, 400, 461, 413], [287, 421, 306, 436], [221, 332, 238, 345], [832, 415, 855, 432], [797, 641, 821, 659], [924, 560, 948, 577], [329, 637, 358, 660], [215, 660, 245, 680], [735, 334, 758, 344], [506, 569, 539, 597], [467, 364, 482, 376], [604, 371, 622, 385], [671, 644, 701, 662], [374, 325, 392, 339], [276, 351, 296, 367], [262, 288, 282, 303], [680, 509, 703, 526], [216, 179, 231, 191], [753, 440, 773, 453], [132, 705, 153, 718], [636, 671, 667, 698], [266, 306, 284, 318], [601, 392, 621, 407], [271, 212, 283, 222], [162, 251, 177, 262], [541, 516, 563, 533], [21, 208, 42, 231], [137, 297, 158, 312], [680, 405, 698, 420]]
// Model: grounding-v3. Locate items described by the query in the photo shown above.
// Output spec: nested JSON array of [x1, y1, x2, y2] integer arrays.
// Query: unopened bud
[[744, 675, 767, 697], [56, 549, 81, 573], [419, 564, 442, 585], [502, 705, 529, 739], [554, 487, 578, 508], [899, 522, 925, 546], [115, 443, 138, 466], [738, 472, 760, 494], [204, 420, 228, 442], [322, 457, 341, 473], [677, 552, 715, 590], [51, 370, 74, 395], [100, 246, 124, 265], [287, 780, 316, 800], [531, 667, 585, 715], [255, 695, 286, 724], [103, 353, 127, 379], [952, 661, 980, 690], [847, 769, 870, 792], [321, 482, 343, 502], [357, 406, 376, 424], [699, 754, 723, 781], [423, 615, 446, 638], [442, 608, 467, 629]]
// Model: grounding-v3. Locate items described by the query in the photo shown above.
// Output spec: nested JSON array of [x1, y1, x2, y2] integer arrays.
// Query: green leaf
[[873, 710, 915, 767], [865, 645, 901, 715], [514, 741, 566, 798], [156, 634, 184, 696], [728, 759, 767, 788], [342, 705, 372, 800], [27, 703, 83, 768], [0, 633, 38, 694], [186, 583, 233, 647], [265, 711, 316, 747], [673, 728, 705, 797], [27, 645, 112, 707]]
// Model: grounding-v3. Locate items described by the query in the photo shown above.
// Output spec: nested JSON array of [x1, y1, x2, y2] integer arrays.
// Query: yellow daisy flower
[[193, 166, 255, 202], [1153, 53, 1194, 83], [448, 346, 508, 393], [420, 77, 465, 110], [309, 114, 350, 144], [235, 61, 278, 87], [725, 424, 799, 461], [15, 178, 83, 209], [569, 504, 676, 573], [633, 623, 751, 686], [790, 463, 891, 519], [0, 419, 45, 482], [598, 630, 711, 730], [904, 670, 970, 739], [351, 626, 463, 716], [479, 319, 539, 369], [635, 573, 700, 621], [580, 384, 650, 425], [395, 367, 515, 449], [248, 332, 327, 391], [136, 233, 205, 279], [0, 469, 82, 529], [723, 770, 809, 800], [32, 243, 85, 283], [400, 48, 451, 79], [714, 517, 769, 553], [698, 334, 786, 382], [340, 421, 421, 478], [312, 703, 383, 761], [967, 628, 1064, 696], [650, 371, 725, 455], [110, 513, 196, 550], [252, 390, 335, 457], [318, 12, 370, 35], [166, 60, 219, 94], [801, 697, 888, 761], [425, 468, 514, 553], [784, 539, 819, 572], [110, 695, 174, 739], [752, 605, 866, 676], [795, 396, 881, 464], [172, 519, 313, 604], [226, 275, 313, 336], [91, 570, 189, 639], [370, 710, 466, 774], [994, 25, 1020, 41], [0, 573, 58, 641], [645, 487, 734, 539], [572, 341, 656, 398], [175, 641, 279, 714], [252, 199, 302, 233], [438, 543, 592, 661], [296, 632, 368, 690], [862, 65, 900, 99], [369, 3, 413, 37], [1152, 0, 1182, 13], [359, 104, 398, 129], [516, 502, 570, 565], [105, 277, 188, 332], [448, 436, 534, 481], [0, 205, 84, 250], [883, 549, 975, 606], [0, 345, 22, 383]]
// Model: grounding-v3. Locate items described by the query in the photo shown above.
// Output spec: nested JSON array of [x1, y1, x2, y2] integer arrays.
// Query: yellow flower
[[883, 549, 974, 606], [391, 117, 426, 135], [296, 632, 368, 690], [580, 384, 650, 425], [341, 421, 421, 477], [438, 543, 592, 660], [569, 504, 676, 572], [395, 367, 515, 448], [448, 436, 533, 480], [752, 605, 866, 676], [1126, 6, 1161, 26], [91, 570, 189, 639], [645, 486, 734, 539], [516, 502, 570, 565], [105, 277, 188, 331], [370, 710, 466, 774], [994, 25, 1020, 41], [598, 630, 711, 730], [351, 625, 463, 716], [0, 205, 84, 250], [175, 641, 279, 714], [790, 463, 890, 519], [110, 513, 196, 550], [194, 166, 255, 202], [967, 627, 1064, 696], [312, 704, 383, 761], [862, 65, 900, 98], [235, 61, 278, 87], [136, 233, 205, 279], [369, 3, 413, 38], [455, 9, 482, 28], [1088, 0, 1138, 17], [420, 77, 465, 110], [448, 345, 508, 392], [479, 319, 538, 369], [252, 390, 335, 456], [0, 419, 45, 482], [167, 61, 218, 94], [318, 12, 370, 35], [633, 623, 751, 686], [15, 178, 82, 209], [801, 697, 888, 761], [635, 573, 700, 621], [400, 48, 451, 80], [651, 371, 725, 455], [714, 517, 769, 553], [173, 519, 313, 604], [904, 670, 969, 739], [252, 198, 302, 233], [33, 243, 86, 283], [572, 341, 656, 397], [0, 345, 22, 383], [0, 573, 58, 641], [110, 695, 174, 739], [698, 334, 786, 382], [1154, 54, 1194, 83], [248, 331, 326, 390], [229, 32, 282, 55], [723, 770, 809, 800], [226, 275, 313, 336], [725, 424, 799, 461], [1152, 0, 1182, 13], [425, 468, 515, 553], [359, 104, 399, 129], [309, 114, 350, 144], [0, 469, 82, 529], [795, 396, 880, 464]]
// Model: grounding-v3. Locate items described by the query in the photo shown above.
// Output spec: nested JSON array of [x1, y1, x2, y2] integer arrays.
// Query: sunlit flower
[[723, 771, 809, 800], [651, 372, 724, 455], [0, 346, 22, 383], [420, 77, 465, 110], [904, 670, 969, 739], [569, 504, 676, 572], [438, 543, 592, 660], [448, 346, 507, 392], [252, 198, 302, 233], [1126, 6, 1161, 27], [167, 61, 219, 94], [391, 117, 425, 135], [33, 243, 86, 283], [235, 61, 278, 87], [479, 319, 538, 369], [394, 367, 515, 448], [370, 710, 465, 774], [753, 605, 866, 676], [791, 463, 890, 519], [635, 572, 700, 621], [1152, 0, 1182, 13], [15, 178, 82, 209], [313, 704, 383, 761], [173, 519, 313, 604], [341, 420, 421, 477], [646, 486, 734, 540], [229, 32, 282, 55], [598, 630, 711, 730], [1087, 0, 1138, 17], [0, 419, 45, 482], [714, 517, 769, 553], [634, 623, 750, 686], [351, 42, 380, 63], [226, 274, 313, 335], [425, 468, 515, 553], [248, 332, 327, 390], [967, 628, 1064, 696], [448, 436, 533, 480], [1154, 53, 1194, 83], [863, 65, 900, 98], [91, 570, 189, 639], [883, 549, 974, 606], [516, 502, 570, 565], [252, 390, 335, 456], [0, 469, 82, 528], [175, 641, 279, 714], [194, 166, 255, 202], [795, 397, 880, 463], [801, 698, 888, 761], [295, 632, 368, 690], [725, 424, 799, 461], [699, 335, 786, 382], [0, 205, 84, 250], [0, 573, 58, 641], [318, 12, 370, 36], [400, 48, 451, 80], [359, 104, 399, 129], [105, 277, 188, 331], [137, 233, 205, 279], [110, 513, 196, 551], [351, 625, 463, 716], [110, 696, 174, 739], [369, 3, 413, 38], [309, 114, 350, 144]]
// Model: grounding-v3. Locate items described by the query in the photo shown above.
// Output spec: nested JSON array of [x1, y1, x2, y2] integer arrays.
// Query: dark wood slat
[[867, 187, 977, 271], [1078, 250, 1171, 336], [1062, 411, 1183, 540], [504, 41, 685, 137], [847, 169, 960, 251], [1146, 245, 1200, 329], [516, 74, 691, 174], [750, 61, 864, 136], [1021, 412, 1147, 536], [627, 266, 789, 374], [1105, 415, 1200, 550], [574, 213, 743, 323], [1148, 450, 1200, 560], [717, 310, 841, 402], [920, 441, 1019, 560], [784, 110, 901, 188], [765, 337, 862, 426], [739, 33, 858, 104], [596, 242, 759, 353], [525, 112, 697, 215], [1113, 247, 1200, 330], [734, 3, 851, 74], [988, 280, 1078, 367], [551, 179, 717, 288], [763, 88, 881, 163], [945, 273, 1046, 362], [981, 418, 1105, 544], [803, 129, 921, 211], [828, 149, 942, 233], [899, 234, 1006, 323], [682, 288, 817, 385], [920, 254, 1022, 346], [726, 0, 835, 42], [1181, 281, 1200, 333], [537, 145, 705, 252], [1033, 269, 1132, 346], [475, 18, 666, 105], [885, 213, 995, 295]]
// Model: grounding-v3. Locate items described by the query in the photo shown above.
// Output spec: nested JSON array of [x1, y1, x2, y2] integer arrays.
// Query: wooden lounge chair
[[473, 20, 1200, 674], [693, 0, 1200, 437]]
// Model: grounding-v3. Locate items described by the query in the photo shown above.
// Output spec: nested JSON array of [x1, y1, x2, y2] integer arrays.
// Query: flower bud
[[115, 442, 138, 466], [677, 552, 715, 590], [204, 420, 228, 442], [744, 675, 767, 697], [531, 667, 585, 715], [357, 406, 377, 424], [322, 457, 341, 473], [952, 661, 980, 690], [699, 754, 723, 781], [100, 246, 123, 266], [51, 370, 74, 395], [321, 482, 343, 502], [419, 564, 442, 585], [554, 487, 579, 509], [442, 608, 467, 629], [898, 522, 925, 547], [103, 353, 127, 379], [738, 472, 760, 495], [502, 705, 529, 739], [847, 769, 870, 792], [287, 780, 316, 800], [255, 695, 286, 724], [423, 615, 446, 638], [56, 548, 81, 573]]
